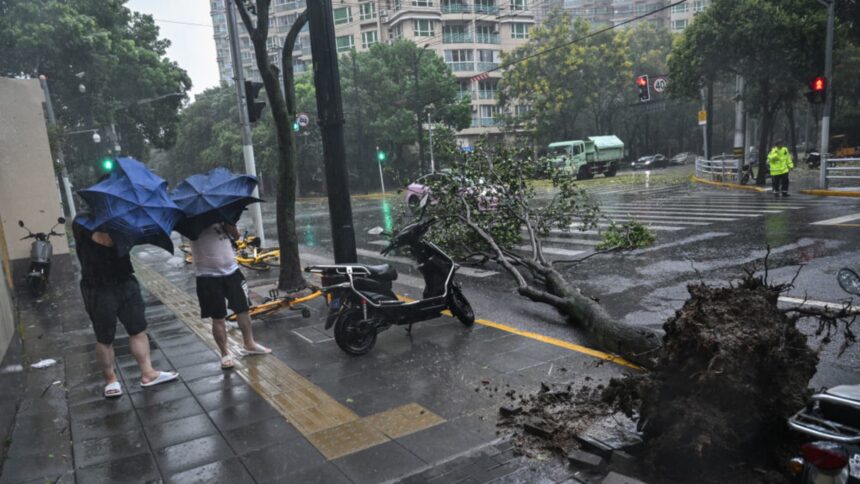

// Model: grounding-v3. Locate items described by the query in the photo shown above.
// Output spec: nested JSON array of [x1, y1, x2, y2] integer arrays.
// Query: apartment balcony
[[474, 33, 500, 44], [470, 117, 501, 127], [442, 3, 472, 13], [447, 62, 475, 72], [274, 1, 300, 12], [457, 91, 473, 100], [477, 90, 497, 99], [443, 32, 473, 43], [474, 4, 500, 14], [476, 62, 499, 71]]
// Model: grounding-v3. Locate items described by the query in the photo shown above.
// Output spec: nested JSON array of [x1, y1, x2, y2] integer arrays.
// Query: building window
[[413, 19, 435, 37], [333, 7, 352, 25], [671, 19, 687, 31], [671, 3, 688, 13], [510, 0, 526, 11], [511, 23, 529, 39], [412, 0, 432, 6], [336, 34, 354, 52], [359, 2, 377, 20], [693, 0, 706, 12], [515, 104, 530, 117], [390, 24, 403, 40], [361, 30, 378, 48], [444, 49, 473, 62]]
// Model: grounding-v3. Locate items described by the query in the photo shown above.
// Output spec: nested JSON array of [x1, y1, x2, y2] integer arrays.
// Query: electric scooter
[[786, 268, 860, 484], [18, 217, 66, 297], [305, 207, 474, 355]]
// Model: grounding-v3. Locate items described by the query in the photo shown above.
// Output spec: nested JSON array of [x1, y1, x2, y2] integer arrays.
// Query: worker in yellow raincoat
[[767, 139, 794, 197]]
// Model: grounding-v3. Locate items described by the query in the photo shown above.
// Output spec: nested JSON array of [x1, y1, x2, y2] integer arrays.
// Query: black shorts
[[80, 278, 147, 345], [196, 270, 250, 320]]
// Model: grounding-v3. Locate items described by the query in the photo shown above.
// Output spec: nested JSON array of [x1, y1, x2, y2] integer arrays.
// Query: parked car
[[669, 152, 696, 165], [630, 154, 668, 170]]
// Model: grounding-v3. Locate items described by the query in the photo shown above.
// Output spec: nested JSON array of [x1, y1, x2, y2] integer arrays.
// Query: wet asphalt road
[[249, 166, 860, 388]]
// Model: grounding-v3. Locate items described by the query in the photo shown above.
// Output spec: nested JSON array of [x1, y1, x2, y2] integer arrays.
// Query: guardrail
[[825, 157, 860, 182], [695, 157, 742, 183]]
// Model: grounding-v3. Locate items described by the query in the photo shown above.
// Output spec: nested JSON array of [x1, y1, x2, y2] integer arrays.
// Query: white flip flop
[[140, 371, 179, 388], [240, 343, 272, 357], [104, 381, 123, 398]]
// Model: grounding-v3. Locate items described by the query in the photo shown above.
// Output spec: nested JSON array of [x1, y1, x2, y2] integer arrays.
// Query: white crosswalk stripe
[[811, 213, 860, 225]]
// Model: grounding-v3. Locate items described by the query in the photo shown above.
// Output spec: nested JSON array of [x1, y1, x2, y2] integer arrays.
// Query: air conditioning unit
[[471, 105, 478, 112]]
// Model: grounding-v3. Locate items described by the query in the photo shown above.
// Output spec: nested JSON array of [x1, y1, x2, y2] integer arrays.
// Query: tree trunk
[[756, 106, 774, 186], [786, 102, 798, 163], [236, 0, 305, 290], [706, 78, 714, 161]]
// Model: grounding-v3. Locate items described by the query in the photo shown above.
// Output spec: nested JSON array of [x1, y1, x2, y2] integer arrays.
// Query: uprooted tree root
[[500, 269, 858, 483]]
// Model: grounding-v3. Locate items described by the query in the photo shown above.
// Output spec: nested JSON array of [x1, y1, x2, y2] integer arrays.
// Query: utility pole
[[818, 0, 835, 189], [307, 0, 357, 263], [427, 110, 435, 174], [733, 75, 745, 181], [225, 0, 266, 246], [700, 86, 709, 160], [39, 76, 76, 220]]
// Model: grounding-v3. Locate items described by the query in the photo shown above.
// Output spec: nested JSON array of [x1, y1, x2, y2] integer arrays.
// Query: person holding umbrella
[[172, 168, 270, 369], [76, 160, 183, 398]]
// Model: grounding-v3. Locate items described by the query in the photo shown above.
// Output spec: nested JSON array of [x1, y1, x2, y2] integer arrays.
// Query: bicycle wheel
[[238, 258, 270, 271], [263, 251, 280, 267], [249, 300, 283, 318]]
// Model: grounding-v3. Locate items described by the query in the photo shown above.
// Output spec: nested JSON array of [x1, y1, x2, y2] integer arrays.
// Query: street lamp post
[[414, 44, 430, 174], [817, 0, 835, 189], [427, 109, 436, 174]]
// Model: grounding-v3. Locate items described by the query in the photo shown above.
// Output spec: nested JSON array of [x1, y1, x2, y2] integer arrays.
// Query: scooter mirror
[[18, 220, 24, 228], [837, 268, 860, 296], [367, 226, 385, 236], [419, 193, 430, 209], [58, 217, 66, 224]]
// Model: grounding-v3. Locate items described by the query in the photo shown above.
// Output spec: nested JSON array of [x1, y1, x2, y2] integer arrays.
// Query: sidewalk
[[0, 245, 625, 483]]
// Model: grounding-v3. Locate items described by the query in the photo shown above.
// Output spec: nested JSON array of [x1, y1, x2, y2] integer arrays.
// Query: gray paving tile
[[154, 434, 235, 476], [75, 452, 160, 484], [397, 420, 492, 465], [70, 409, 141, 442], [241, 438, 327, 482], [258, 462, 351, 484], [167, 349, 219, 369], [222, 416, 301, 455], [196, 384, 262, 412], [73, 428, 149, 469], [166, 457, 255, 484], [0, 453, 73, 484], [187, 372, 244, 395], [136, 395, 205, 427], [333, 439, 427, 483], [173, 361, 223, 382], [143, 413, 218, 450], [207, 399, 280, 432], [130, 381, 193, 409]]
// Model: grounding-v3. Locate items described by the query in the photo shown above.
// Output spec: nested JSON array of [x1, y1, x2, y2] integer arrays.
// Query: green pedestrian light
[[101, 157, 114, 172], [376, 149, 386, 162], [292, 121, 300, 132]]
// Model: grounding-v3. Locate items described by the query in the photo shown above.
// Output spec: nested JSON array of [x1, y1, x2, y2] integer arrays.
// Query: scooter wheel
[[448, 286, 474, 326], [27, 276, 46, 297], [334, 310, 377, 355]]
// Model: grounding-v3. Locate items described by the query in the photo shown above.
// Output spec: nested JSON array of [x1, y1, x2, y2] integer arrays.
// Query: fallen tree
[[423, 142, 661, 367]]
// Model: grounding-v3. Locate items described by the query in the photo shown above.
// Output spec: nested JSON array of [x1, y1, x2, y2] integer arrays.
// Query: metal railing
[[443, 32, 473, 43], [825, 157, 860, 183], [476, 61, 498, 71], [475, 33, 501, 44], [442, 3, 472, 13], [446, 61, 474, 71], [695, 157, 742, 183]]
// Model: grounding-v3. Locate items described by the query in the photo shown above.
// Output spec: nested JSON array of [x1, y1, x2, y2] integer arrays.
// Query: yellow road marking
[[691, 176, 767, 193], [398, 295, 643, 371]]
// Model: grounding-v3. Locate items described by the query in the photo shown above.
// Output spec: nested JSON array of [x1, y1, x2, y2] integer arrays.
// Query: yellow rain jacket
[[767, 146, 794, 176]]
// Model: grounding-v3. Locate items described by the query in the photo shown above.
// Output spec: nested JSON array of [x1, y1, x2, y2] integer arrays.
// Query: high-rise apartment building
[[668, 0, 709, 32], [210, 0, 536, 142]]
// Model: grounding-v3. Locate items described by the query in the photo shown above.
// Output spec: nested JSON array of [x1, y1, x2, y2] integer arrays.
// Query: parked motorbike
[[18, 217, 66, 297], [305, 206, 474, 355], [787, 268, 860, 484]]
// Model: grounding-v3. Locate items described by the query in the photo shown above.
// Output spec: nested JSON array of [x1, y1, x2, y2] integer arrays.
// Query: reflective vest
[[767, 146, 794, 176]]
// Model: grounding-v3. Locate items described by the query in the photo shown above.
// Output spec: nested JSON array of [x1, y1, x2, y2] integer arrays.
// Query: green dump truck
[[548, 135, 625, 180]]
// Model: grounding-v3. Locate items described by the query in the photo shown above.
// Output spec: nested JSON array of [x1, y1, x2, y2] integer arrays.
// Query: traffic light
[[376, 147, 386, 162], [101, 157, 114, 173], [292, 121, 300, 132], [244, 80, 266, 122], [805, 76, 826, 104], [636, 75, 650, 102]]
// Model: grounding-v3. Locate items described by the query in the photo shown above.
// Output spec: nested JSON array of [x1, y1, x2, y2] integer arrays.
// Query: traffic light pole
[[39, 76, 76, 220], [226, 0, 266, 246], [307, 0, 357, 263], [376, 146, 385, 194], [818, 0, 834, 189]]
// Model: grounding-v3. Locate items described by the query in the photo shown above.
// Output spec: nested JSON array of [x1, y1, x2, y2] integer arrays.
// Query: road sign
[[698, 110, 707, 126], [653, 76, 668, 93], [296, 113, 310, 127]]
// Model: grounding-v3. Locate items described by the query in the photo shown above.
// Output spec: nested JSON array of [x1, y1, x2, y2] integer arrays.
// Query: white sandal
[[221, 355, 235, 369], [104, 381, 123, 398]]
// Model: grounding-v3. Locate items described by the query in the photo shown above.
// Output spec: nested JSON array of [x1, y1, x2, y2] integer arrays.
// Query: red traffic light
[[636, 75, 648, 87], [810, 76, 825, 92]]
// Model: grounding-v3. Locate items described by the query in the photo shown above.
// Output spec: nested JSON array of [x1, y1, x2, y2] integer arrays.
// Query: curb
[[799, 189, 860, 198], [690, 176, 767, 192]]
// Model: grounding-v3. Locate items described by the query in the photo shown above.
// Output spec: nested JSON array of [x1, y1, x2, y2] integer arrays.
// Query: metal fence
[[695, 157, 742, 183], [824, 157, 860, 184]]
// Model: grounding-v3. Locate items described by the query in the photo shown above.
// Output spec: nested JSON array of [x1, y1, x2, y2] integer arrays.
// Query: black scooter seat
[[363, 264, 398, 281]]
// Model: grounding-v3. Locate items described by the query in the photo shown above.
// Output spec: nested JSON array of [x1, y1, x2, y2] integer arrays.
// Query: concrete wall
[[0, 218, 15, 364], [0, 78, 70, 263]]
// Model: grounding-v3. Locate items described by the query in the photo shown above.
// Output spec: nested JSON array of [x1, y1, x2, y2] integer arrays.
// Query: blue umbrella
[[170, 167, 261, 240], [77, 157, 183, 256]]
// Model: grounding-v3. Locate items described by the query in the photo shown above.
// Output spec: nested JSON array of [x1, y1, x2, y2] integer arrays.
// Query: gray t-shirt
[[190, 224, 239, 277]]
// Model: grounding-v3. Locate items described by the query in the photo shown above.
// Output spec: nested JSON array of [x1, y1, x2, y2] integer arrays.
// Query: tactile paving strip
[[134, 260, 445, 459]]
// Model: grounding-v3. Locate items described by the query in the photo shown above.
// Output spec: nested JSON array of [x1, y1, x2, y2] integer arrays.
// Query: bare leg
[[212, 318, 229, 356], [129, 332, 160, 383], [95, 342, 118, 385], [236, 312, 258, 350]]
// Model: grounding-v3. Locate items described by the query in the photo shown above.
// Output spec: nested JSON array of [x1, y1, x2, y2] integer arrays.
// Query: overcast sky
[[127, 0, 220, 100]]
